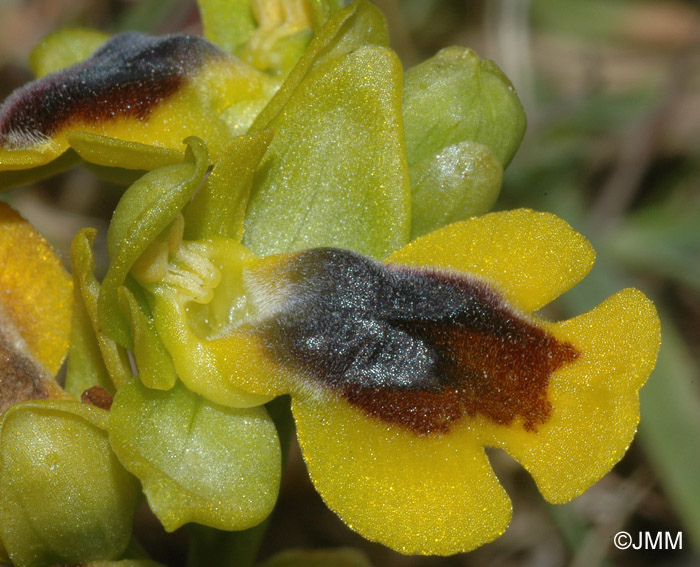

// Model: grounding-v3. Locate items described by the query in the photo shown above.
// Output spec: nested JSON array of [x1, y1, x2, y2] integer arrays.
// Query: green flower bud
[[0, 400, 139, 567], [403, 46, 526, 236]]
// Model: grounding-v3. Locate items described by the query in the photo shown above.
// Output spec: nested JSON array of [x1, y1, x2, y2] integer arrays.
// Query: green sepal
[[259, 548, 373, 567], [410, 141, 503, 238], [244, 45, 410, 258], [0, 400, 140, 567], [249, 0, 389, 133], [67, 132, 186, 171], [402, 46, 527, 171], [184, 130, 273, 241], [66, 228, 132, 397], [109, 379, 281, 532], [198, 0, 256, 55], [29, 28, 110, 78], [118, 287, 177, 391], [98, 137, 209, 347]]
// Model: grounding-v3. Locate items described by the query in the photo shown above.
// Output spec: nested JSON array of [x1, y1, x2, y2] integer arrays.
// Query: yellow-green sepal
[[249, 0, 389, 132], [109, 379, 281, 532], [0, 400, 140, 567], [244, 44, 410, 258], [98, 137, 209, 347], [29, 28, 110, 78]]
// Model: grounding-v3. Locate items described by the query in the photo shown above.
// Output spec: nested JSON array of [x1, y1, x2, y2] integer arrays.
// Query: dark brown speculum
[[260, 248, 579, 435]]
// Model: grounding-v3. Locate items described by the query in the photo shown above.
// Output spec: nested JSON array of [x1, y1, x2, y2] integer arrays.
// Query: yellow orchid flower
[[145, 208, 660, 555], [0, 202, 72, 411], [0, 31, 274, 172], [0, 203, 144, 566]]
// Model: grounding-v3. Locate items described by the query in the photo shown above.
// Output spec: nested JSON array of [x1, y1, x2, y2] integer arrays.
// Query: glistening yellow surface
[[0, 202, 72, 377]]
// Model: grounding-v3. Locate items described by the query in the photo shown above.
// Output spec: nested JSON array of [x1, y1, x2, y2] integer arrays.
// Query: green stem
[[186, 396, 295, 567]]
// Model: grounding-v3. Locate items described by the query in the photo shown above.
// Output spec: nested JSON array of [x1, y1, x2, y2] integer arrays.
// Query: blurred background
[[1, 1, 699, 566]]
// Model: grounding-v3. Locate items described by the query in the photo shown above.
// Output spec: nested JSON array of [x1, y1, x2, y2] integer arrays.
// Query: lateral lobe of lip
[[0, 32, 225, 149], [259, 248, 579, 435]]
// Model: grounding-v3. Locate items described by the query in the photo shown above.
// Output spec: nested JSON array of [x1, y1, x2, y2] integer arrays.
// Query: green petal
[[109, 380, 281, 532], [410, 140, 503, 238], [29, 28, 110, 78], [65, 229, 132, 398], [118, 287, 177, 391], [67, 132, 185, 171], [244, 45, 410, 257], [98, 138, 209, 347], [0, 400, 139, 566], [403, 46, 526, 170], [184, 130, 273, 241]]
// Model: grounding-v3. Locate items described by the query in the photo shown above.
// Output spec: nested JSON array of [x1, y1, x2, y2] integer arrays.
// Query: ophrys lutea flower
[[0, 204, 142, 566], [145, 208, 660, 555]]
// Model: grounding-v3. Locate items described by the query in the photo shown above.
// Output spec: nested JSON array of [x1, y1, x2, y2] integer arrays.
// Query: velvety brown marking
[[0, 329, 49, 414], [0, 32, 224, 148], [344, 322, 579, 435], [258, 248, 580, 436], [80, 386, 114, 411]]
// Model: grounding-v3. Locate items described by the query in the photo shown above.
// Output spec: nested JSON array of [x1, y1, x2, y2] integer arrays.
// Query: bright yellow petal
[[387, 209, 595, 313], [477, 288, 660, 503], [0, 202, 72, 375], [294, 393, 512, 555]]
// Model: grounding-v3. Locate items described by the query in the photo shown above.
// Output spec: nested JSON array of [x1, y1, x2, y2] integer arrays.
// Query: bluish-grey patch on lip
[[258, 247, 578, 435]]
